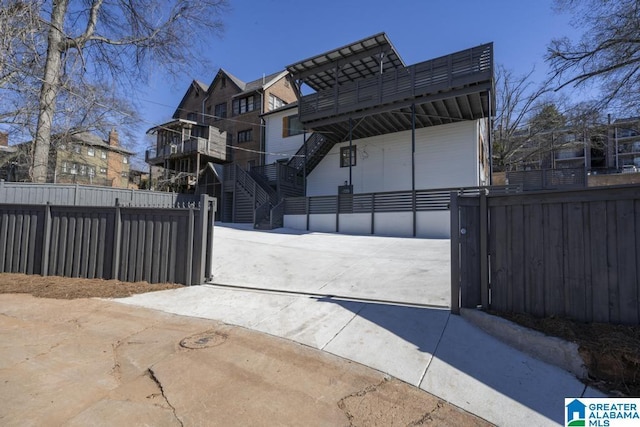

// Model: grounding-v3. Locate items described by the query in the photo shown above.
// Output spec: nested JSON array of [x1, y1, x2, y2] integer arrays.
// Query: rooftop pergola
[[286, 33, 494, 142]]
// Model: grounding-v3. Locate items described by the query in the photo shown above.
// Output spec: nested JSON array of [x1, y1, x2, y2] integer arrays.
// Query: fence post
[[480, 191, 489, 310], [185, 205, 195, 286], [306, 197, 310, 231], [191, 194, 209, 285], [412, 190, 417, 237], [206, 197, 217, 281], [74, 184, 79, 205], [450, 191, 460, 314], [40, 204, 52, 276], [371, 193, 375, 235], [112, 205, 122, 280]]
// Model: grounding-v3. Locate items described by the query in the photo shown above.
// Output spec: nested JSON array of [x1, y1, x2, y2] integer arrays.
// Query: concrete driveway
[[211, 223, 450, 307], [0, 294, 487, 426]]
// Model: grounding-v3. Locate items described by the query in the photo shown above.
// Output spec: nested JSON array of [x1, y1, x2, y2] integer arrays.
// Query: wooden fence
[[0, 195, 216, 286], [451, 185, 640, 325], [0, 180, 200, 207]]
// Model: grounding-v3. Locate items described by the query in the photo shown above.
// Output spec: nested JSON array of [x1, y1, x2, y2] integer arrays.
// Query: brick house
[[0, 129, 133, 187], [145, 69, 298, 201]]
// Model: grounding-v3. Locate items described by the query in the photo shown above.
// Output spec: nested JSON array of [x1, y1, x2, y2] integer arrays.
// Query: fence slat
[[459, 185, 640, 325]]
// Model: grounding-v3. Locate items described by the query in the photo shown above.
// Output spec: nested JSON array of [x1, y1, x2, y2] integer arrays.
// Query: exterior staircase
[[287, 132, 337, 176], [222, 132, 334, 229]]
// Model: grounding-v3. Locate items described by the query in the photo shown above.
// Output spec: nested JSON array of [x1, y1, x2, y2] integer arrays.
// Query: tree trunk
[[32, 0, 69, 182]]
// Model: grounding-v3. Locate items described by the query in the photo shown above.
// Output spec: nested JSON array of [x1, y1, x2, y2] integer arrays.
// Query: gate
[[451, 186, 640, 325]]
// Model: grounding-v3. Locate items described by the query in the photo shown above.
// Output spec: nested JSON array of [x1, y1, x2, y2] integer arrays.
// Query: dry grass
[[0, 273, 181, 299]]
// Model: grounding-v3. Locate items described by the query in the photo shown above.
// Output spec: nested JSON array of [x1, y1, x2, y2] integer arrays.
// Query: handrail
[[287, 132, 330, 172], [299, 43, 492, 122]]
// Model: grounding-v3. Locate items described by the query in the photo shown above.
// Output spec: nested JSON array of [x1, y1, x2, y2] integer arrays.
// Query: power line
[[2, 62, 313, 159]]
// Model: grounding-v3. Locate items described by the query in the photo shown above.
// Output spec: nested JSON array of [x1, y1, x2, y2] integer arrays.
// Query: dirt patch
[[0, 273, 181, 299], [494, 312, 640, 397]]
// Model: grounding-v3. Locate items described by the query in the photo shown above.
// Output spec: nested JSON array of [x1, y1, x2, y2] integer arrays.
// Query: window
[[121, 171, 128, 177], [232, 95, 257, 115], [88, 166, 96, 176], [79, 164, 86, 175], [73, 145, 81, 154], [268, 94, 286, 111], [247, 160, 256, 170], [100, 150, 107, 159], [62, 162, 68, 173], [70, 163, 78, 174], [123, 156, 128, 164], [237, 129, 253, 143], [340, 146, 357, 167], [187, 112, 197, 121], [100, 167, 107, 174], [282, 114, 304, 137], [214, 102, 227, 119], [87, 147, 95, 157]]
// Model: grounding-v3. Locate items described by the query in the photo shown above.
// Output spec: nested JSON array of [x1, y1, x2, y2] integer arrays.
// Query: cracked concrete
[[148, 368, 184, 427], [337, 378, 489, 427], [0, 294, 489, 426]]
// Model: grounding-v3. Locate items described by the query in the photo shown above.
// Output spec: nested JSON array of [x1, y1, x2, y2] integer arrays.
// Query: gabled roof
[[214, 68, 246, 91], [207, 68, 290, 98], [286, 32, 405, 92], [194, 80, 209, 92], [237, 70, 289, 96], [172, 80, 209, 119], [65, 132, 135, 155]]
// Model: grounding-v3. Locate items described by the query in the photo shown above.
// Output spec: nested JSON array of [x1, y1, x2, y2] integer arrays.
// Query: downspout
[[260, 115, 266, 167], [349, 117, 353, 188], [303, 129, 307, 196], [260, 91, 265, 165], [411, 103, 416, 237], [487, 87, 493, 185], [202, 93, 210, 123]]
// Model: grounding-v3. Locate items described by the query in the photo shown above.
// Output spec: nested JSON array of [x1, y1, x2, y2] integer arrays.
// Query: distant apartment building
[[497, 118, 640, 190], [0, 129, 134, 188]]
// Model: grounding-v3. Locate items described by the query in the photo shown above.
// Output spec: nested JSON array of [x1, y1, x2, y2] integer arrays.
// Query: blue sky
[[135, 0, 579, 159]]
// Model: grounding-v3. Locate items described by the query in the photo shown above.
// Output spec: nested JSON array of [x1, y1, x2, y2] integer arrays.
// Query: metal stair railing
[[233, 164, 284, 227], [287, 132, 331, 173]]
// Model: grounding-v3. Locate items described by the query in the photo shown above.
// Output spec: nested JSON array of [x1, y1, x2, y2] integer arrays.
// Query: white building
[[257, 33, 493, 237]]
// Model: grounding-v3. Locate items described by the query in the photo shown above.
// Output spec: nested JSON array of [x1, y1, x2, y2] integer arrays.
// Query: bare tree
[[492, 65, 553, 171], [547, 0, 640, 112], [11, 0, 229, 182], [0, 1, 42, 89]]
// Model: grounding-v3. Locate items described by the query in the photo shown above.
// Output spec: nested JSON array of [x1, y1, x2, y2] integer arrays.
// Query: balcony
[[297, 43, 493, 127], [146, 129, 227, 165]]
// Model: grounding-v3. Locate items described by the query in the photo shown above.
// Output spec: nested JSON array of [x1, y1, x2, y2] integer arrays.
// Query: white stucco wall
[[263, 107, 305, 165], [283, 211, 450, 239], [307, 120, 480, 196]]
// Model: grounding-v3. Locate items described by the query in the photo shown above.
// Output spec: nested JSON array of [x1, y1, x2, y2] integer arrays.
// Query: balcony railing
[[298, 43, 492, 124], [146, 128, 227, 164]]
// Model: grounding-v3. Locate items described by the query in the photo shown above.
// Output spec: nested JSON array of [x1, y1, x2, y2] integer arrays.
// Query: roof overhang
[[146, 119, 198, 135], [286, 32, 405, 92]]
